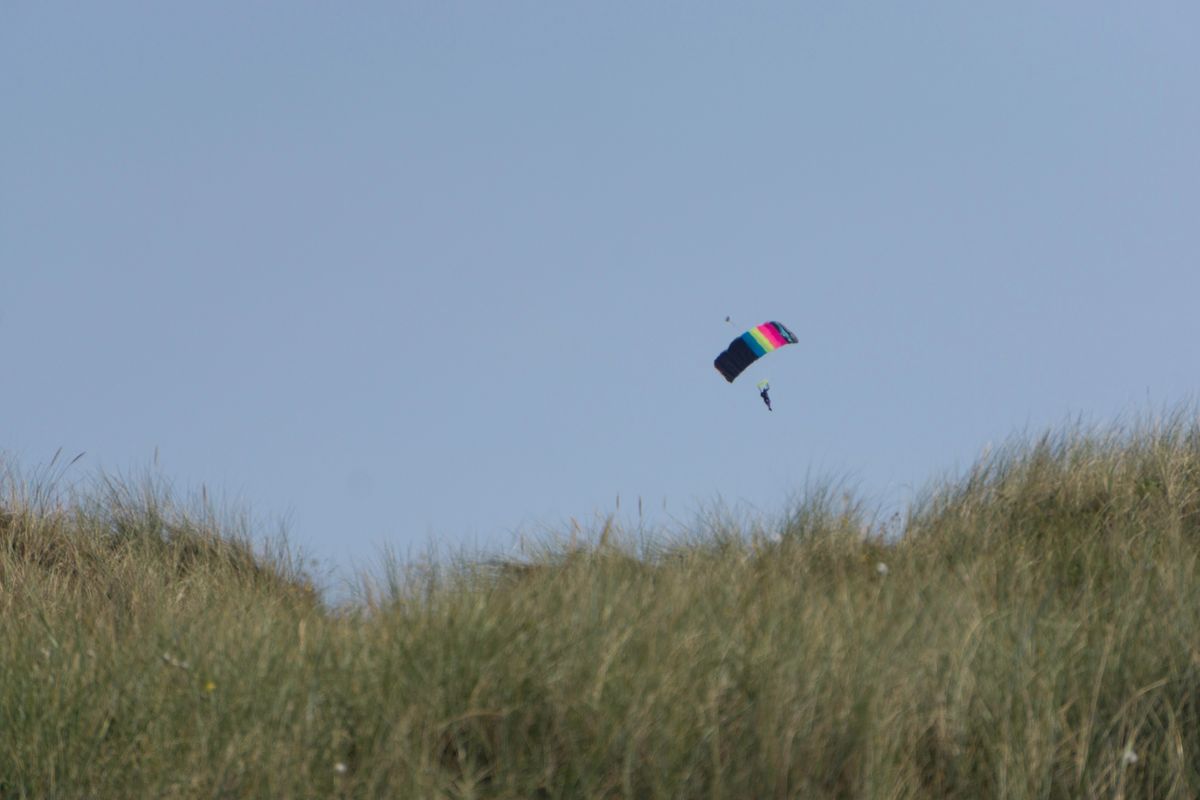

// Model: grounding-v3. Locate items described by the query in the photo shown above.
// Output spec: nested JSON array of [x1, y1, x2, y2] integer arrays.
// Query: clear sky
[[5, 3, 1198, 584]]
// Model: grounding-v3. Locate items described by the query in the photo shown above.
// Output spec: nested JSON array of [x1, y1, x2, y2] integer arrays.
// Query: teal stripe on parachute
[[742, 332, 766, 357]]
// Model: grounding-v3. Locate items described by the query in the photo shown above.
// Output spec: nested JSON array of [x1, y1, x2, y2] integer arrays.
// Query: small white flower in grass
[[161, 652, 190, 671], [876, 562, 889, 577], [1122, 746, 1138, 766], [334, 762, 348, 774], [770, 532, 783, 544]]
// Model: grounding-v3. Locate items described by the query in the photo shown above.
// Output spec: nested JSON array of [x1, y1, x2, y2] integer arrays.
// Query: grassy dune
[[6, 414, 1200, 798]]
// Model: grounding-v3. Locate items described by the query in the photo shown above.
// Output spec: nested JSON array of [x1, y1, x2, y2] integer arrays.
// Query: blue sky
[[4, 3, 1198, 583]]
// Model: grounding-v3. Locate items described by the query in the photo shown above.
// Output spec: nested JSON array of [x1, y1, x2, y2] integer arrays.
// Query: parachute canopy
[[714, 321, 798, 383]]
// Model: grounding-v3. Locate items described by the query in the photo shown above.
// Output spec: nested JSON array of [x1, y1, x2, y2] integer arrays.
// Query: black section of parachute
[[714, 337, 758, 382]]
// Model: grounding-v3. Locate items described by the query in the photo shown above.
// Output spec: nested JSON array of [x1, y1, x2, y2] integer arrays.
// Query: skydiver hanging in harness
[[758, 380, 773, 411]]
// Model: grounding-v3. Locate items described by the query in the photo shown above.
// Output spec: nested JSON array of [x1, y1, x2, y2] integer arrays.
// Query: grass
[[5, 412, 1200, 798]]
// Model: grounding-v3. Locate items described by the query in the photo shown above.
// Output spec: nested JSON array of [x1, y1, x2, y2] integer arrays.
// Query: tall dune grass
[[5, 413, 1200, 798]]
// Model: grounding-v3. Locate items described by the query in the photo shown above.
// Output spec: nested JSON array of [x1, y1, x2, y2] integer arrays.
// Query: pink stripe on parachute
[[757, 323, 787, 348]]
